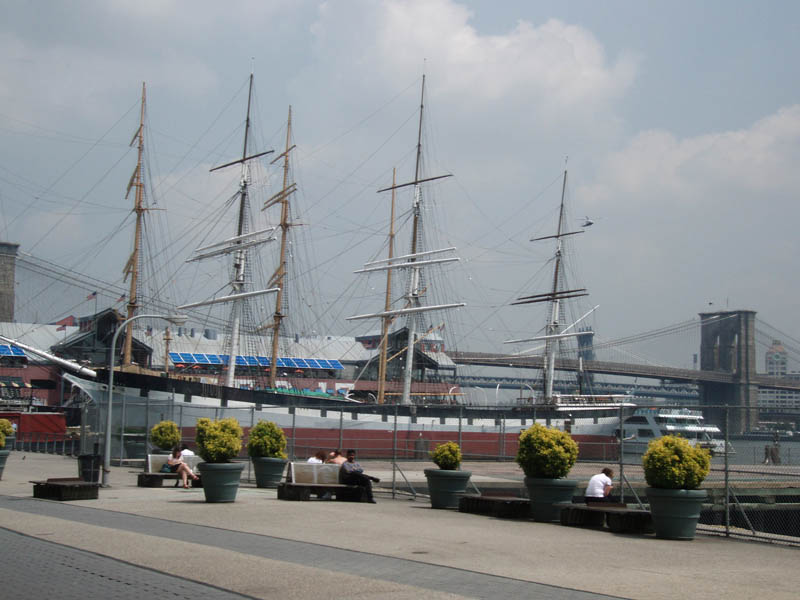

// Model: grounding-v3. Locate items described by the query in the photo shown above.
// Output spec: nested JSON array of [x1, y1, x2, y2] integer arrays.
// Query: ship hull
[[66, 371, 621, 461]]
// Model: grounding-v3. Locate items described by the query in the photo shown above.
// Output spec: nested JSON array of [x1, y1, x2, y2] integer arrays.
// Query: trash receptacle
[[78, 454, 101, 482]]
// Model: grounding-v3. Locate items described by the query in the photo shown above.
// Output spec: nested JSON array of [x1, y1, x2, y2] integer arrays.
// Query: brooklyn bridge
[[449, 310, 800, 434]]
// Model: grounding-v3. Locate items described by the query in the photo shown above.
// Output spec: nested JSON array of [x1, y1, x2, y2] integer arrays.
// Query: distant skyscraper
[[0, 242, 19, 322], [760, 340, 800, 410], [765, 340, 787, 376]]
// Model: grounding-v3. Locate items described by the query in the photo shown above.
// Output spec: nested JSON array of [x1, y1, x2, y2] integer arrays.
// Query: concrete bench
[[137, 454, 202, 488], [32, 478, 100, 501], [459, 494, 531, 519], [560, 503, 654, 534], [276, 462, 367, 502]]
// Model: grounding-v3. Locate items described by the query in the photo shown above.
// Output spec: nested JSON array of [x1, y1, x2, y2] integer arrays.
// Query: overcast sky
[[2, 0, 799, 369]]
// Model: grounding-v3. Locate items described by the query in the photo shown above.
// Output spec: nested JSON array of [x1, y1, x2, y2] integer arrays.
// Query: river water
[[721, 438, 800, 466]]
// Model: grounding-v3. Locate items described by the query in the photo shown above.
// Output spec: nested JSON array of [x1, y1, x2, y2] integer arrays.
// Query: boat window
[[638, 429, 654, 438], [626, 416, 649, 424]]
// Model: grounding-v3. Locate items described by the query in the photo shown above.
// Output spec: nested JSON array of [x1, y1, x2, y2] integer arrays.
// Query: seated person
[[167, 447, 200, 489], [339, 449, 379, 503], [307, 450, 327, 464], [326, 449, 347, 465], [180, 444, 195, 457], [584, 467, 613, 503]]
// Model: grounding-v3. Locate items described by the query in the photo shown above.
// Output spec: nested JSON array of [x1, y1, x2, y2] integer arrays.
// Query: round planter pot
[[0, 448, 9, 480], [424, 468, 472, 509], [646, 487, 707, 540], [524, 477, 578, 522], [251, 456, 287, 488], [198, 462, 245, 503]]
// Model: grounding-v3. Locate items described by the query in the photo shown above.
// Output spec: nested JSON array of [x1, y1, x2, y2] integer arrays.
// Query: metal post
[[724, 406, 730, 537], [392, 404, 398, 498], [338, 409, 344, 451], [80, 400, 88, 455], [144, 393, 150, 459], [119, 393, 127, 463], [457, 405, 463, 451], [618, 404, 625, 504], [290, 400, 296, 460], [103, 313, 185, 486]]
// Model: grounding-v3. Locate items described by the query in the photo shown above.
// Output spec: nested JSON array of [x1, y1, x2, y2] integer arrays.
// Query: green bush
[[515, 424, 578, 479], [0, 418, 13, 437], [149, 420, 181, 451], [642, 435, 710, 490], [430, 441, 462, 470], [0, 431, 5, 449], [196, 417, 243, 463], [247, 421, 287, 459]]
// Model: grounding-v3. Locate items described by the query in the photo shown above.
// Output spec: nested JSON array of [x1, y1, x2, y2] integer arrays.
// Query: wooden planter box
[[32, 478, 100, 501]]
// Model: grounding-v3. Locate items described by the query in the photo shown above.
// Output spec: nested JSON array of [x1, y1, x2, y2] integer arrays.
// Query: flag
[[117, 293, 126, 303], [56, 324, 67, 332], [86, 291, 97, 300]]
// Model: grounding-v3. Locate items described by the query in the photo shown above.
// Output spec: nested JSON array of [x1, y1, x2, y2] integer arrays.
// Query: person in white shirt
[[180, 444, 195, 457], [584, 468, 613, 503], [307, 450, 326, 464]]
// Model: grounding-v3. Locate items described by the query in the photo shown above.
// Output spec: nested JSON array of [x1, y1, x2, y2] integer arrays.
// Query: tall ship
[[7, 76, 633, 460]]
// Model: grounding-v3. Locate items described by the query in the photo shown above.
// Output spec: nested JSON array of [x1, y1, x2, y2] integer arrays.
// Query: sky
[[2, 0, 800, 370]]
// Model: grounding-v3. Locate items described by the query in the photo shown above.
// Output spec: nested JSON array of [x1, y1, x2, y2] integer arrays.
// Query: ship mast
[[348, 75, 464, 405], [224, 74, 256, 388], [376, 168, 397, 405], [267, 107, 296, 389], [122, 82, 147, 368], [178, 73, 278, 388], [544, 169, 569, 399], [400, 76, 427, 406], [504, 165, 588, 402]]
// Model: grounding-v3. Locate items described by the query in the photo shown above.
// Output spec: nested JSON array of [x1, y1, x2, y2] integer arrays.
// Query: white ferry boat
[[617, 407, 733, 456]]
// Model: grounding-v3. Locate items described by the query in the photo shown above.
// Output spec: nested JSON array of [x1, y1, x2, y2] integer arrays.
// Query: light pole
[[473, 387, 487, 405], [103, 313, 187, 486], [448, 386, 457, 404]]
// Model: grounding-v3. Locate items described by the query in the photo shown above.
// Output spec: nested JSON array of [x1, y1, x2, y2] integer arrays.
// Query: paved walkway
[[1, 452, 798, 599]]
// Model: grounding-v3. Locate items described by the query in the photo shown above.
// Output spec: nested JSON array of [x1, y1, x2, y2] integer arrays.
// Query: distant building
[[759, 340, 800, 410]]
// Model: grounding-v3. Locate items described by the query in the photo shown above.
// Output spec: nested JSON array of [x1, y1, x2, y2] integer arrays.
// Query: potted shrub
[[247, 420, 288, 488], [643, 435, 711, 540], [0, 418, 14, 451], [516, 424, 579, 522], [196, 417, 245, 503], [150, 420, 180, 453], [424, 441, 472, 509], [0, 431, 8, 480]]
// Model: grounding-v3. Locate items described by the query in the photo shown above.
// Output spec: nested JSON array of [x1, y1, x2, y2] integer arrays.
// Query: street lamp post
[[103, 313, 187, 486]]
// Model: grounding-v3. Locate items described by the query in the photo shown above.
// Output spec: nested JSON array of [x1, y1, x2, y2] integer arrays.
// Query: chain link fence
[[19, 394, 798, 545]]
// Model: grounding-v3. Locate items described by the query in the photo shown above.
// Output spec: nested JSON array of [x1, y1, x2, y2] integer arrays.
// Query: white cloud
[[305, 0, 638, 120], [576, 104, 800, 338]]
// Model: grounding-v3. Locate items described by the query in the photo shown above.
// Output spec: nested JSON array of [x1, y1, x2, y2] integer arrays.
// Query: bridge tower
[[699, 309, 758, 433]]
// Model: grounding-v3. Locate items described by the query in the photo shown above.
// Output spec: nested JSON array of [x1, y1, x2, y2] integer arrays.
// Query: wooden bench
[[276, 462, 367, 502], [32, 478, 100, 501], [459, 494, 530, 519], [137, 454, 202, 488], [560, 503, 654, 534]]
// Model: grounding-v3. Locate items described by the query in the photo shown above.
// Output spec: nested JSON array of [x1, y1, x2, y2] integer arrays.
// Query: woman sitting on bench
[[167, 447, 200, 489]]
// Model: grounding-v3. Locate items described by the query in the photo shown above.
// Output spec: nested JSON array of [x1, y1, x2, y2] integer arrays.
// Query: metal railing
[[77, 397, 800, 545]]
